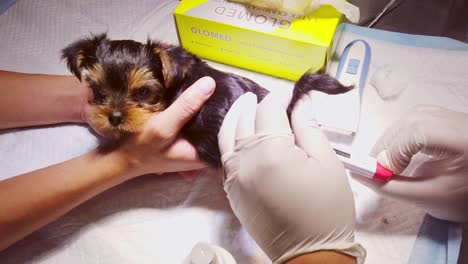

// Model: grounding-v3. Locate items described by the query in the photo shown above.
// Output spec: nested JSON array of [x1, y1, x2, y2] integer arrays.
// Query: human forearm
[[0, 77, 216, 251], [0, 71, 86, 129], [0, 149, 133, 251], [285, 251, 357, 264]]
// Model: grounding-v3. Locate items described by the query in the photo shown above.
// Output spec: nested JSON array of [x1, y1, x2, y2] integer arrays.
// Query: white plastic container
[[183, 242, 237, 264]]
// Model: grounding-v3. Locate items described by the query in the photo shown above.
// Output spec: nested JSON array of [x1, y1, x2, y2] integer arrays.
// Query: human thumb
[[148, 77, 215, 135], [291, 95, 337, 163], [375, 128, 422, 174]]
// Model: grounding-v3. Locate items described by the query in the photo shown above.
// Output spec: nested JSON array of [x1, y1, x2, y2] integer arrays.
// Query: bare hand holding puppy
[[0, 72, 214, 251]]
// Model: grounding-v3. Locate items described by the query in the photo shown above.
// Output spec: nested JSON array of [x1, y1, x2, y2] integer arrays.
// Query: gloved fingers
[[218, 92, 257, 155], [350, 171, 435, 202], [370, 116, 401, 158], [236, 93, 258, 139], [255, 90, 292, 135], [372, 110, 426, 174], [406, 106, 468, 158], [291, 94, 338, 163], [351, 156, 461, 204], [374, 105, 465, 174], [376, 149, 412, 175]]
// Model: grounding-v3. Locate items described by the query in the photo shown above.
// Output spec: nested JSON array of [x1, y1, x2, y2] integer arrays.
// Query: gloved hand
[[218, 91, 366, 263], [353, 105, 468, 223]]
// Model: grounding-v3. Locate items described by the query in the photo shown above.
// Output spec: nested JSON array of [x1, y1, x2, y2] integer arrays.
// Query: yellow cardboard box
[[174, 0, 343, 81]]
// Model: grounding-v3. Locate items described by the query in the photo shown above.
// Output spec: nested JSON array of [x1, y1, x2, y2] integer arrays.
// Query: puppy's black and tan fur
[[62, 33, 351, 167]]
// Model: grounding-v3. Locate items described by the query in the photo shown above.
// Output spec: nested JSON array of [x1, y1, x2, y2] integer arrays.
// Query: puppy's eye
[[89, 84, 105, 104], [132, 87, 151, 102], [93, 91, 105, 103], [138, 87, 149, 97]]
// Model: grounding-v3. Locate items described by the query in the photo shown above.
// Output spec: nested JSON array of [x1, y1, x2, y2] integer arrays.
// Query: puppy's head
[[62, 33, 190, 137]]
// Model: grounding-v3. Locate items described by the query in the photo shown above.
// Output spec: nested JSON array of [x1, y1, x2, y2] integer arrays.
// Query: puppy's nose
[[108, 111, 123, 127]]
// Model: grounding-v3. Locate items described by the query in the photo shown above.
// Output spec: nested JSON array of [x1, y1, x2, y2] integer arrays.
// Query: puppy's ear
[[147, 40, 191, 89], [61, 33, 108, 80]]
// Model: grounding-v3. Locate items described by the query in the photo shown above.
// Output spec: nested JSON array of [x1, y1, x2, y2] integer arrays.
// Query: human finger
[[147, 77, 215, 140], [255, 90, 292, 135], [291, 94, 337, 162], [218, 92, 257, 155]]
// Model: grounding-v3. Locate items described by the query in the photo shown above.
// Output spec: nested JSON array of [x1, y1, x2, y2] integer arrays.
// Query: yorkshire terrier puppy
[[62, 33, 351, 167]]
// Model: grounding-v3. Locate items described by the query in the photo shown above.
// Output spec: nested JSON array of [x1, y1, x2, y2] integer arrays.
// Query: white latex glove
[[218, 91, 366, 263], [353, 105, 468, 223], [231, 0, 360, 23]]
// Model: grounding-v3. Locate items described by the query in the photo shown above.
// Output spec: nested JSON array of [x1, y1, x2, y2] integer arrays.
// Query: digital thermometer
[[313, 39, 371, 135], [332, 40, 393, 181], [335, 39, 371, 90], [334, 148, 393, 182]]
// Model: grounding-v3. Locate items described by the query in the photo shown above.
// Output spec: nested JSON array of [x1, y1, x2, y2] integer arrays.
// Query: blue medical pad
[[0, 0, 15, 15], [408, 214, 462, 264]]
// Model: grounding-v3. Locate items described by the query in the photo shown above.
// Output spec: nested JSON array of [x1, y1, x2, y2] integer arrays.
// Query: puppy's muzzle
[[108, 111, 124, 126]]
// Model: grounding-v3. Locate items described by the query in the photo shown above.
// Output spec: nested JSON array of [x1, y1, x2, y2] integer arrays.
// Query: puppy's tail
[[287, 71, 353, 117]]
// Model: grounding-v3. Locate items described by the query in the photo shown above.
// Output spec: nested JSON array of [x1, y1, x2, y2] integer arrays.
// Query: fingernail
[[309, 117, 320, 128], [377, 151, 391, 168], [295, 95, 318, 126], [182, 173, 198, 182], [295, 95, 310, 114], [196, 77, 215, 96], [300, 94, 314, 111]]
